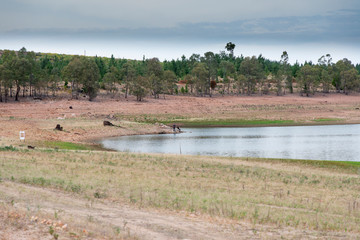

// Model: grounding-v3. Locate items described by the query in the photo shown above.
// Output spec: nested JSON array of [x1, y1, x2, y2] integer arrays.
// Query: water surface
[[101, 124, 360, 161]]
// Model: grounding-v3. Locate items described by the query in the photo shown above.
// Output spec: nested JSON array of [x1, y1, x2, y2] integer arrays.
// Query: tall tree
[[120, 61, 136, 98], [225, 42, 236, 58], [63, 56, 100, 101], [95, 56, 106, 79], [297, 64, 320, 97], [103, 66, 120, 97], [239, 56, 264, 95], [201, 52, 217, 97], [235, 73, 247, 95], [335, 58, 358, 94], [129, 76, 149, 101], [146, 58, 163, 99], [63, 56, 83, 99], [0, 50, 16, 102], [279, 51, 292, 94], [162, 70, 177, 96], [318, 54, 333, 93], [220, 60, 235, 94], [183, 74, 195, 94], [341, 68, 359, 94], [80, 57, 100, 101], [13, 57, 32, 101], [109, 54, 116, 69], [191, 62, 208, 96]]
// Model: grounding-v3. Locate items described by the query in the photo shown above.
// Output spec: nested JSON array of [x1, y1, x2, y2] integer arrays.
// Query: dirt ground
[[1, 93, 360, 239], [1, 93, 360, 121], [0, 93, 360, 145], [1, 181, 358, 240]]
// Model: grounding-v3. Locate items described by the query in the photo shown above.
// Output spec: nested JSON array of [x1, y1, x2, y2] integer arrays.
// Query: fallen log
[[103, 121, 115, 126]]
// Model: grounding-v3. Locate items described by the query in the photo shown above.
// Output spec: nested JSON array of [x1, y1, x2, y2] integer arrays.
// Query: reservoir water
[[101, 124, 360, 161]]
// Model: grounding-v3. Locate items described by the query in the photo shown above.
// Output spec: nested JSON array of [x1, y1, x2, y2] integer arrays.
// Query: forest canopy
[[0, 45, 359, 102]]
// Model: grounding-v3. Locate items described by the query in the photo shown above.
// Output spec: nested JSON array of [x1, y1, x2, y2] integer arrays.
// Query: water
[[101, 124, 360, 161]]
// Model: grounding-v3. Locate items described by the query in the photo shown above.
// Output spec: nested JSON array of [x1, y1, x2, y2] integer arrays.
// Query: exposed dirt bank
[[0, 94, 359, 146]]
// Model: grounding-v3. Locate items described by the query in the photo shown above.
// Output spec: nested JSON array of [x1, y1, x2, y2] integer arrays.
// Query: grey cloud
[[1, 1, 360, 63], [1, 0, 360, 30], [19, 10, 360, 41], [5, 9, 357, 45]]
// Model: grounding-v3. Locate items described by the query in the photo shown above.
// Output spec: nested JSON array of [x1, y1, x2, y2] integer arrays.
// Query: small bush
[[0, 145, 17, 151]]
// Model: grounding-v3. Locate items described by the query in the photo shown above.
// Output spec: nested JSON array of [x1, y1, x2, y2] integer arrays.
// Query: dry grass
[[1, 94, 360, 238], [1, 147, 360, 235], [0, 200, 136, 240]]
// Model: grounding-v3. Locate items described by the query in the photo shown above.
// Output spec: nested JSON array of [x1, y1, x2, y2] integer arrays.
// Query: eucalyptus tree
[[162, 70, 177, 96], [103, 66, 120, 97], [201, 52, 218, 97], [342, 68, 359, 94], [63, 56, 83, 99], [63, 56, 100, 101], [235, 73, 247, 95], [120, 61, 136, 98], [191, 62, 208, 96], [146, 58, 164, 99], [189, 54, 200, 66], [279, 51, 292, 95], [49, 67, 61, 97], [183, 74, 195, 94], [318, 54, 333, 93], [12, 57, 32, 101], [239, 56, 264, 95], [335, 58, 359, 94], [297, 64, 320, 97], [0, 50, 16, 102], [220, 60, 235, 94], [80, 57, 100, 101], [129, 75, 149, 101], [225, 42, 236, 58]]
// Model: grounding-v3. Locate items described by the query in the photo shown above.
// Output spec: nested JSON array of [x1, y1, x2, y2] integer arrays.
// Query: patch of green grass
[[41, 141, 93, 150], [246, 157, 360, 174], [312, 118, 340, 122], [162, 119, 296, 127], [0, 145, 18, 151]]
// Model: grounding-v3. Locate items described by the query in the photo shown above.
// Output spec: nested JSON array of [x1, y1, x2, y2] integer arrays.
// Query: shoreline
[[0, 93, 360, 151], [163, 120, 360, 128]]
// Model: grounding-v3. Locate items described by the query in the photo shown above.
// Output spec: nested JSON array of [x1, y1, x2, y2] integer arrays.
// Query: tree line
[[0, 44, 360, 102]]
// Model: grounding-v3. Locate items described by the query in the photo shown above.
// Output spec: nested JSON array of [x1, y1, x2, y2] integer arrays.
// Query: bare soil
[[0, 93, 359, 145]]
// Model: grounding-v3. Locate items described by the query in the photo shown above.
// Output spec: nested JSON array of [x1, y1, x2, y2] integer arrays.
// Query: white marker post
[[19, 131, 25, 142]]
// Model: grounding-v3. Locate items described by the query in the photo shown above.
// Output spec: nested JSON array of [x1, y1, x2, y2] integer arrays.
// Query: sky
[[1, 0, 360, 64]]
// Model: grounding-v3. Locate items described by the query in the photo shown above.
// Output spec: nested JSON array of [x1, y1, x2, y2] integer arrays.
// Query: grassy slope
[[1, 146, 360, 233], [127, 114, 343, 127]]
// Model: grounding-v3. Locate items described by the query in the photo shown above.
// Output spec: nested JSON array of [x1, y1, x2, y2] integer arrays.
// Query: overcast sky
[[1, 0, 360, 63]]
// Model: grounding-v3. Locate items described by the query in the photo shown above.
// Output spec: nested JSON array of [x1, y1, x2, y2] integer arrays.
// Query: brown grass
[[1, 148, 360, 236]]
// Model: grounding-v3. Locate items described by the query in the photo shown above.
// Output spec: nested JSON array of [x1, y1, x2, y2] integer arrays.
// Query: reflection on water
[[101, 124, 360, 161]]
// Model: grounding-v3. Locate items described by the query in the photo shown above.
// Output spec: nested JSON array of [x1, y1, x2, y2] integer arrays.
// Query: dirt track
[[1, 181, 358, 240]]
